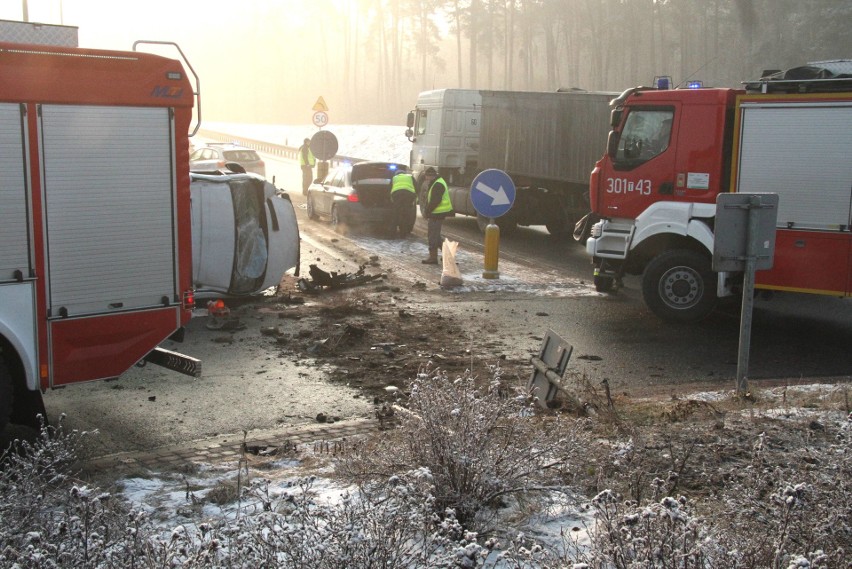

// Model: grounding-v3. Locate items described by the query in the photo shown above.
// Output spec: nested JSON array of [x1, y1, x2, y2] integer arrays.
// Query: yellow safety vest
[[428, 178, 453, 214], [391, 173, 416, 194], [298, 145, 315, 167]]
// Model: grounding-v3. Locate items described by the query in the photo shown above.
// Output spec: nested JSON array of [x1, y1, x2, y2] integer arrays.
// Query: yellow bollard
[[482, 220, 500, 279]]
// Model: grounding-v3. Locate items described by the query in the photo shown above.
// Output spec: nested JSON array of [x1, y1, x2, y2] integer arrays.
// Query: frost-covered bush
[[0, 416, 153, 568], [339, 365, 592, 530], [0, 421, 498, 568], [704, 428, 851, 568]]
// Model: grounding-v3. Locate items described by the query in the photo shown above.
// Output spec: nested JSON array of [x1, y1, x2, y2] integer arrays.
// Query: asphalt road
[[267, 154, 852, 392], [15, 148, 849, 459]]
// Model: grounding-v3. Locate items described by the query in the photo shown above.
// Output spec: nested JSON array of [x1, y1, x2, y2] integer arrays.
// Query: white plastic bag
[[440, 240, 463, 288]]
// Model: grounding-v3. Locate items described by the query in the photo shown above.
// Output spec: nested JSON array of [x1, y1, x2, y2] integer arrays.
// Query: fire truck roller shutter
[[40, 105, 178, 316]]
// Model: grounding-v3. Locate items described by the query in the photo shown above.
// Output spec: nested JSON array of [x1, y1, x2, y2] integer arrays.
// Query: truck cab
[[587, 72, 852, 322], [406, 88, 481, 185]]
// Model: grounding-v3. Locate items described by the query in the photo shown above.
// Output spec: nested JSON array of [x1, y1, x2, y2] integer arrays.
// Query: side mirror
[[406, 111, 414, 129], [405, 127, 414, 142], [606, 130, 620, 158], [610, 108, 623, 129]]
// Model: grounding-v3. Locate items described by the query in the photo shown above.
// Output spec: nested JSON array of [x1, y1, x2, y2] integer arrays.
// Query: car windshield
[[223, 150, 260, 162]]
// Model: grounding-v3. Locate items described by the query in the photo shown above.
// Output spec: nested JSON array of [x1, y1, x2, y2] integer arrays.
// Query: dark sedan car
[[306, 161, 416, 236]]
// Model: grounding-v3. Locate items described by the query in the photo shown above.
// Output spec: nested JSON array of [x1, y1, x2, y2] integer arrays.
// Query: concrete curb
[[82, 417, 379, 474]]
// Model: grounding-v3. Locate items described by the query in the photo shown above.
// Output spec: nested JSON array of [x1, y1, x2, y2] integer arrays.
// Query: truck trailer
[[585, 61, 852, 321], [405, 88, 615, 236]]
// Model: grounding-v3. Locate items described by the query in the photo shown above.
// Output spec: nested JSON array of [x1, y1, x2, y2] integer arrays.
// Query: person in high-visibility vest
[[419, 167, 453, 264], [390, 170, 417, 238], [298, 138, 316, 195]]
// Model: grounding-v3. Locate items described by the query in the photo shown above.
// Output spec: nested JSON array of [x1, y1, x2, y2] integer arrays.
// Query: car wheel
[[0, 353, 14, 433], [642, 249, 717, 322], [306, 195, 319, 220], [331, 205, 342, 232]]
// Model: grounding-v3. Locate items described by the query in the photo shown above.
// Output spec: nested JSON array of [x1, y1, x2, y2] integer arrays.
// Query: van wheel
[[642, 249, 716, 322], [0, 354, 13, 433], [306, 195, 319, 220]]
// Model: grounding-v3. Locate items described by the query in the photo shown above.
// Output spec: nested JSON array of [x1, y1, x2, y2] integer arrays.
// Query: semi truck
[[585, 61, 852, 322], [0, 30, 299, 432], [405, 88, 615, 236]]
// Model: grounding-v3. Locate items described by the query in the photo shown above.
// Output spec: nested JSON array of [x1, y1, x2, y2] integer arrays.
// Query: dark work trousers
[[391, 191, 416, 236], [427, 217, 445, 252], [301, 165, 313, 194]]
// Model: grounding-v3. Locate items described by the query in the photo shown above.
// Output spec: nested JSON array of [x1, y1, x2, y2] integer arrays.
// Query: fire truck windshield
[[612, 108, 674, 168]]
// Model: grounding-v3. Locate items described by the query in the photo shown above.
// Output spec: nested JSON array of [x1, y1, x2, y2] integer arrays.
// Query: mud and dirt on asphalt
[[231, 247, 851, 517]]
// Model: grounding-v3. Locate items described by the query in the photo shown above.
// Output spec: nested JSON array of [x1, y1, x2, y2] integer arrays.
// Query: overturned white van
[[191, 173, 300, 297]]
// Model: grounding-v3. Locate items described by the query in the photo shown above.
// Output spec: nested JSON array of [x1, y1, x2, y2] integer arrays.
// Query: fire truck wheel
[[0, 354, 13, 433], [642, 249, 717, 322]]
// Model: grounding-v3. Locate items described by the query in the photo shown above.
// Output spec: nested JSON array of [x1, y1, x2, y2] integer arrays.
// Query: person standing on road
[[390, 169, 417, 238], [298, 138, 316, 195], [419, 167, 453, 264]]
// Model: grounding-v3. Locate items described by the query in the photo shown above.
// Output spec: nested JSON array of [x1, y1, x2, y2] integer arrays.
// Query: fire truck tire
[[642, 249, 717, 322], [306, 195, 319, 220], [0, 354, 13, 433]]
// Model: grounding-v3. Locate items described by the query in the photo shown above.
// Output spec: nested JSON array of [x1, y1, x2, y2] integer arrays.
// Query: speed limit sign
[[312, 111, 329, 127]]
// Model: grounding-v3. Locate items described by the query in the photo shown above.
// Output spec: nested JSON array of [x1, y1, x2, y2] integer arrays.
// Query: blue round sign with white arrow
[[470, 169, 516, 218]]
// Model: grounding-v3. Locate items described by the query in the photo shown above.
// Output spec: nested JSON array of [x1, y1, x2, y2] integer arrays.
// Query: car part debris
[[205, 299, 245, 331], [528, 329, 574, 409], [297, 263, 383, 292]]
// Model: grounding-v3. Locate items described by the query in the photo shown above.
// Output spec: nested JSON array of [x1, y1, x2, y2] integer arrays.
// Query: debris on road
[[297, 263, 384, 293]]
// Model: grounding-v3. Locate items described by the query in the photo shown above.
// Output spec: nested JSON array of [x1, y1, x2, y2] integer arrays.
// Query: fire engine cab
[[586, 61, 852, 322]]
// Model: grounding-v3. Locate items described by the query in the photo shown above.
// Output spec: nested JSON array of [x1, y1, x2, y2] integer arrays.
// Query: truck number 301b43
[[606, 177, 652, 196]]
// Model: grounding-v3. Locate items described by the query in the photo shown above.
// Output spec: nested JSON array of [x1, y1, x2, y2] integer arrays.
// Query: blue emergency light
[[653, 76, 672, 90], [686, 81, 703, 89]]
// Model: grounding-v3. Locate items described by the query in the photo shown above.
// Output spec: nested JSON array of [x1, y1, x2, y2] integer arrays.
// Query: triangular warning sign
[[312, 96, 329, 112]]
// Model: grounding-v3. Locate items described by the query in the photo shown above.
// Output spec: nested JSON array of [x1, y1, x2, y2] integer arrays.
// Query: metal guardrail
[[196, 128, 365, 169]]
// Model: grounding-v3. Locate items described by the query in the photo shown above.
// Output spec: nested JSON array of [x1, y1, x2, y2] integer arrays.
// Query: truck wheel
[[594, 275, 615, 293], [546, 223, 572, 240], [0, 354, 13, 433], [642, 250, 716, 322], [306, 195, 319, 220], [477, 214, 516, 235]]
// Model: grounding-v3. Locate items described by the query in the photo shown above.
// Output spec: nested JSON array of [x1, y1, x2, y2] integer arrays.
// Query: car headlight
[[590, 221, 604, 239]]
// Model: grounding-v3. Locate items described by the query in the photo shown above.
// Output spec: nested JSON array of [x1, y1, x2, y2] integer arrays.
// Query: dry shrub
[[338, 364, 593, 530]]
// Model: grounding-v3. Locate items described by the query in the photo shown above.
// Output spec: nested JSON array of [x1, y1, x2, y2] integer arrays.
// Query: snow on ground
[[203, 121, 410, 164], [343, 233, 601, 298]]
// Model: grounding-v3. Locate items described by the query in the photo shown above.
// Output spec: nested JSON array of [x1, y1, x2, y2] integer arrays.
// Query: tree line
[[289, 0, 849, 124]]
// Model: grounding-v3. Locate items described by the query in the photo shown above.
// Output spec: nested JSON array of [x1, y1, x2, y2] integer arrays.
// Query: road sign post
[[470, 169, 516, 279], [713, 192, 779, 395]]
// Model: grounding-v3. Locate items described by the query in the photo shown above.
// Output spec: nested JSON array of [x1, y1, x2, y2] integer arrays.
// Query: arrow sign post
[[470, 169, 516, 279], [470, 169, 515, 218]]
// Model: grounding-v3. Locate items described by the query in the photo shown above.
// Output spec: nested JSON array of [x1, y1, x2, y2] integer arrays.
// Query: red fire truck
[[585, 62, 852, 322], [0, 38, 201, 431]]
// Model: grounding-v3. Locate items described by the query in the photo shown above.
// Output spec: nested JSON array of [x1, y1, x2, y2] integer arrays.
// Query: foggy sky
[[4, 0, 850, 128]]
